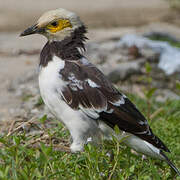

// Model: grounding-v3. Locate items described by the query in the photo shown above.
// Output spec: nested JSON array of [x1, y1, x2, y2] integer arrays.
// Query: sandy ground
[[0, 0, 179, 121]]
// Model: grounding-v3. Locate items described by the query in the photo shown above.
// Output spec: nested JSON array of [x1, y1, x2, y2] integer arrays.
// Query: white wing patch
[[138, 120, 148, 125], [86, 79, 100, 88], [80, 105, 100, 119], [105, 108, 114, 113], [68, 73, 83, 90], [110, 96, 125, 106], [67, 73, 100, 91], [122, 94, 127, 98]]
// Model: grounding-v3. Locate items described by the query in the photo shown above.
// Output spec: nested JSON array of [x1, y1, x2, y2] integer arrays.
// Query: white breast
[[38, 56, 99, 147], [38, 56, 80, 123]]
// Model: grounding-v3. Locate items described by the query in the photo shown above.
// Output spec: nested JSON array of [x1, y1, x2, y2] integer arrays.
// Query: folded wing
[[59, 57, 169, 152]]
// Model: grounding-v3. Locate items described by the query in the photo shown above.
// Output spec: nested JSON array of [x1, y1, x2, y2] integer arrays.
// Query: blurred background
[[1, 0, 177, 30], [0, 0, 180, 125]]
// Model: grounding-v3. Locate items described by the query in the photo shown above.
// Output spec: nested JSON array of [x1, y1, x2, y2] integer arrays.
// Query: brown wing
[[59, 57, 169, 152]]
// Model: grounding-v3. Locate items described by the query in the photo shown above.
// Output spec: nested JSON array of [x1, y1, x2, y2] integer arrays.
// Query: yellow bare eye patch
[[47, 19, 72, 33]]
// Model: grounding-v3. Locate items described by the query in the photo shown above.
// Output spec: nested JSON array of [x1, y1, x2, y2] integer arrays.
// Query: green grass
[[0, 96, 179, 179], [167, 0, 180, 10], [149, 35, 180, 48]]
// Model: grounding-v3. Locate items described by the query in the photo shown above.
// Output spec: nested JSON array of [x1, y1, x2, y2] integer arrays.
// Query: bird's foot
[[70, 142, 84, 153]]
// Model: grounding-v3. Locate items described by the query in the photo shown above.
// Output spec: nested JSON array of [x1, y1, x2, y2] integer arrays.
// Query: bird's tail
[[160, 150, 180, 176]]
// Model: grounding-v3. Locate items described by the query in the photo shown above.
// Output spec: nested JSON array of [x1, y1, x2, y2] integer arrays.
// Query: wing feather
[[59, 58, 169, 152]]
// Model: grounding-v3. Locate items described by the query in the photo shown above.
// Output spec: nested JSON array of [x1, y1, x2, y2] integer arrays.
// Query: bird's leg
[[70, 132, 86, 153], [66, 123, 90, 153], [67, 121, 101, 153], [70, 130, 102, 153]]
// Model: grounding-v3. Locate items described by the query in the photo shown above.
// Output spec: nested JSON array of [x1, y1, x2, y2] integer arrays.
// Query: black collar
[[40, 25, 88, 67]]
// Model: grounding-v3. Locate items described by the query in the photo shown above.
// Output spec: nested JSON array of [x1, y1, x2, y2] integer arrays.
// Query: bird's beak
[[20, 24, 39, 37]]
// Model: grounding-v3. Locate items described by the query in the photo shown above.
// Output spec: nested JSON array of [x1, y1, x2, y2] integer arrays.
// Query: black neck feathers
[[40, 25, 88, 67]]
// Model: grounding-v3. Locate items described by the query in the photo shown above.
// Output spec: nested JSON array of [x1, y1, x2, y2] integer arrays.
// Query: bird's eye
[[47, 19, 72, 33], [51, 21, 58, 27]]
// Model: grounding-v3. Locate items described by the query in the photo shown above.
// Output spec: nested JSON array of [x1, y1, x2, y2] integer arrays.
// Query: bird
[[20, 8, 180, 176]]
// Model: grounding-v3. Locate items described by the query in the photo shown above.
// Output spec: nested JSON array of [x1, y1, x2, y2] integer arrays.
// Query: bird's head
[[20, 8, 84, 41]]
